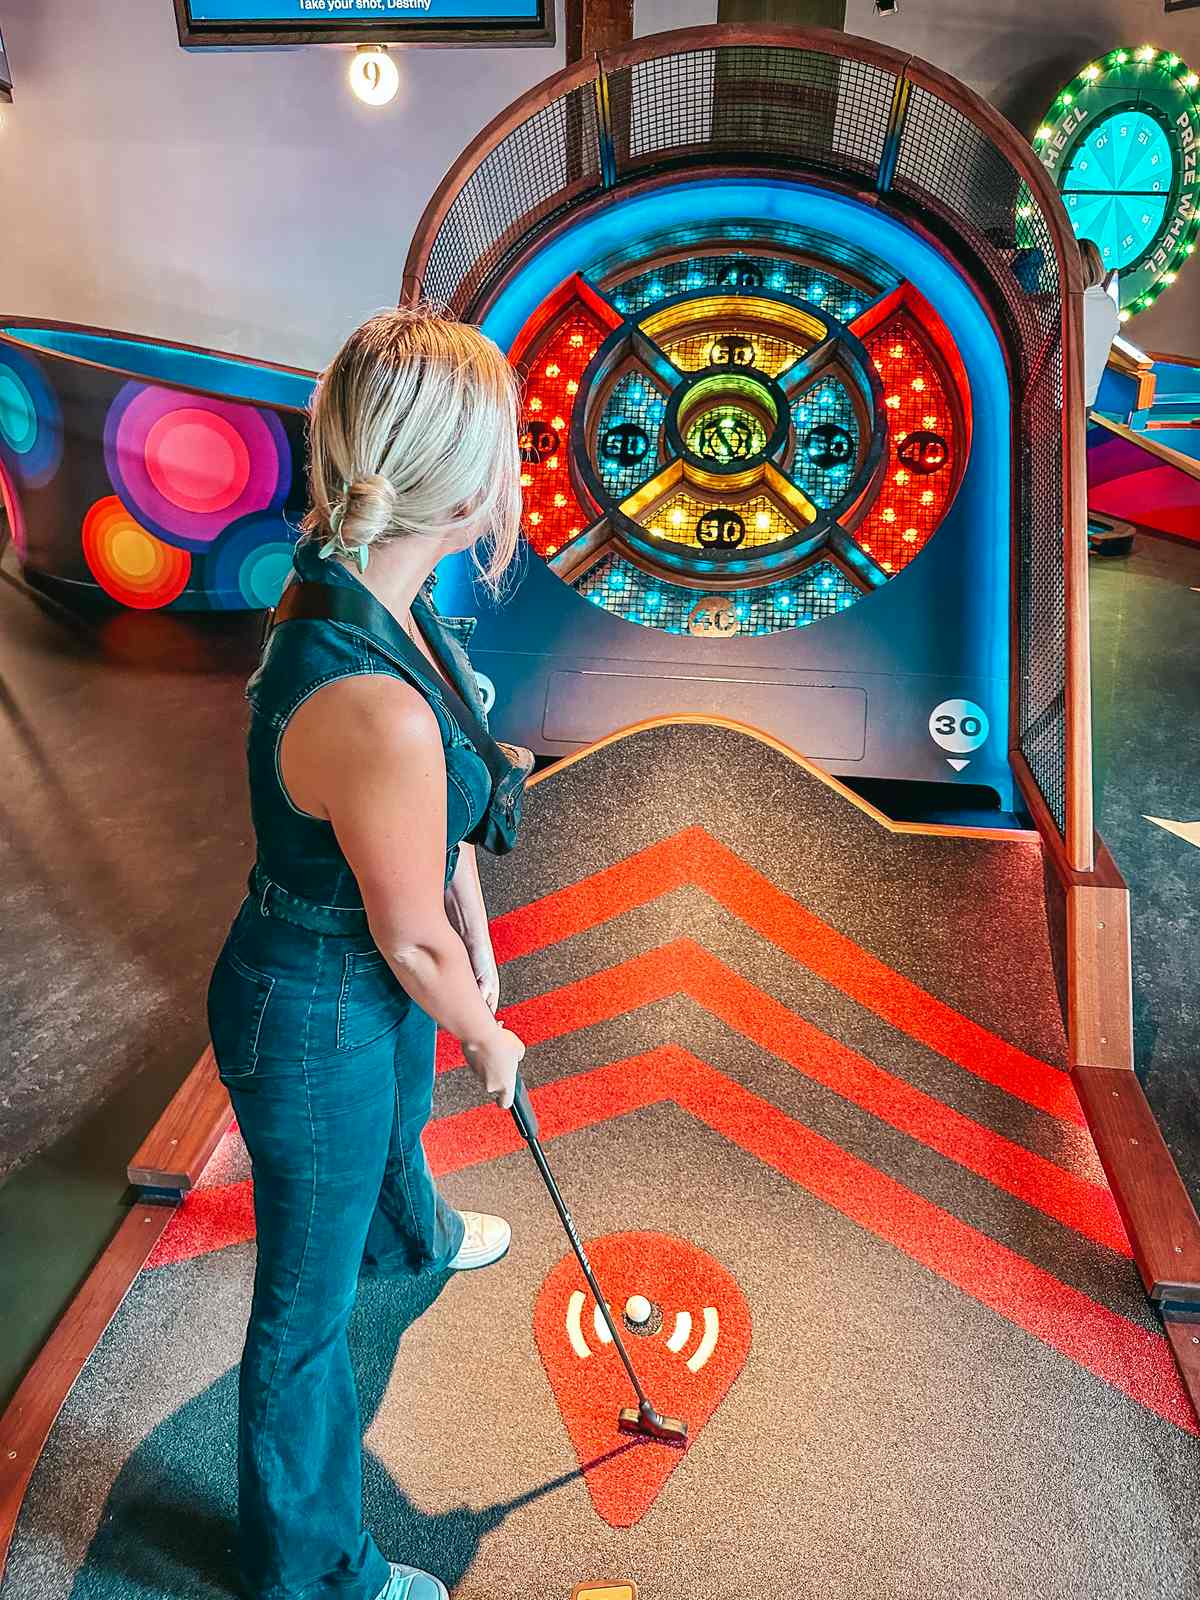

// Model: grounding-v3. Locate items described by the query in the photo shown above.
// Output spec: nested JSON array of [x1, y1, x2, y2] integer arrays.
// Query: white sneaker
[[447, 1210, 511, 1270], [375, 1562, 448, 1600]]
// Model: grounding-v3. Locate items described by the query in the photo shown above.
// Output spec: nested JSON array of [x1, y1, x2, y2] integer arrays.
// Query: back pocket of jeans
[[336, 948, 411, 1051], [206, 949, 275, 1082]]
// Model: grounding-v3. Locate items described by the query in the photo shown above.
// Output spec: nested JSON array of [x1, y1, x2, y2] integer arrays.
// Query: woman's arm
[[445, 843, 500, 1012], [278, 674, 522, 1102]]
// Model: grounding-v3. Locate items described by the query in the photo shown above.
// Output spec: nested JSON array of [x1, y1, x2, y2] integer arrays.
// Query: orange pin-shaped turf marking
[[534, 1231, 751, 1528]]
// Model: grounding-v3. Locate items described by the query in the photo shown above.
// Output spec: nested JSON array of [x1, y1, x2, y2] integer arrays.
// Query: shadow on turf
[[66, 1266, 618, 1598]]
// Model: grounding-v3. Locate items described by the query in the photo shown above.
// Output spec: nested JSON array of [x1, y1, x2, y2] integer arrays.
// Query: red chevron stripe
[[486, 825, 1080, 1125], [685, 941, 1120, 1249], [440, 938, 1116, 1249], [148, 1055, 1187, 1433], [423, 1052, 1193, 1436]]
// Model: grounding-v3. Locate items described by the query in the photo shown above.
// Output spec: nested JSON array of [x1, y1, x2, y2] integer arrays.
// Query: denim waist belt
[[248, 863, 370, 937]]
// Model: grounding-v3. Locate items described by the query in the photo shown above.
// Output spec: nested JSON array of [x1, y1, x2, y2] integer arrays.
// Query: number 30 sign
[[928, 698, 990, 754]]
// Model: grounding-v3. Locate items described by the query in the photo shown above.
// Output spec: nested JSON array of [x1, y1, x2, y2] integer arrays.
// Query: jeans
[[207, 894, 466, 1600]]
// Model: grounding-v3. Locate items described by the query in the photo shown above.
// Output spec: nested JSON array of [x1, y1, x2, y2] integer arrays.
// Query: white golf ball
[[625, 1294, 652, 1324]]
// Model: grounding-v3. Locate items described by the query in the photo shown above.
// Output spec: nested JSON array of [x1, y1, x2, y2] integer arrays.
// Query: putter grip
[[511, 1073, 539, 1142]]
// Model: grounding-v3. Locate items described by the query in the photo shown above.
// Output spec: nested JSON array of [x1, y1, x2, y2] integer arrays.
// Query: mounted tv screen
[[0, 27, 12, 102], [173, 0, 553, 46]]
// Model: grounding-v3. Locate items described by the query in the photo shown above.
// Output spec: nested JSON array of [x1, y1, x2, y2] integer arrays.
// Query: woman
[[206, 307, 528, 1600], [1079, 235, 1120, 409]]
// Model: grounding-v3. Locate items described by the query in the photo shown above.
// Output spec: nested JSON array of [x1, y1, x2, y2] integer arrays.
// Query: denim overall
[[206, 538, 494, 1600]]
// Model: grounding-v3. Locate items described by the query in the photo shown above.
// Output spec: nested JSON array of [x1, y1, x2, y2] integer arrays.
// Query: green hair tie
[[318, 482, 368, 570]]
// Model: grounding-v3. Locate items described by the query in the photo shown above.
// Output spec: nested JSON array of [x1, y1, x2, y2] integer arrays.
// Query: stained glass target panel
[[512, 247, 969, 638], [1034, 46, 1200, 314]]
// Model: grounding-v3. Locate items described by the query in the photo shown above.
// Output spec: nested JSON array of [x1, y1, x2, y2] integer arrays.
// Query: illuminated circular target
[[1034, 47, 1200, 314], [103, 383, 292, 551], [511, 249, 969, 636], [82, 496, 192, 609]]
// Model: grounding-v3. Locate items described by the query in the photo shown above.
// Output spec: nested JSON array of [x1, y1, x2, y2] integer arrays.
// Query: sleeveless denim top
[[243, 538, 493, 928]]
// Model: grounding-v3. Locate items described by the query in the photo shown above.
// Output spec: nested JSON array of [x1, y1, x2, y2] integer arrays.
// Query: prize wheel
[[1034, 45, 1200, 314]]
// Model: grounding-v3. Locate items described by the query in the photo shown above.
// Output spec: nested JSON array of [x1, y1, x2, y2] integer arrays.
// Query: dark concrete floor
[[0, 562, 262, 1406], [1089, 536, 1200, 1205], [0, 536, 1197, 1413]]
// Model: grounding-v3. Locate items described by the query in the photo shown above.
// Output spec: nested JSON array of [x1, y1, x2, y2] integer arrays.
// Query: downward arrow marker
[[947, 758, 970, 772]]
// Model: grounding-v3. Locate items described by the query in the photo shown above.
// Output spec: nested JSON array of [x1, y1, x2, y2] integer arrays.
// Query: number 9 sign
[[928, 698, 990, 754], [349, 47, 400, 107]]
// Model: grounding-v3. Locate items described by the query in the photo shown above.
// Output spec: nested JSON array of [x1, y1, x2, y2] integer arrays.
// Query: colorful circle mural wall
[[1034, 46, 1200, 316], [512, 247, 970, 637], [0, 325, 313, 612]]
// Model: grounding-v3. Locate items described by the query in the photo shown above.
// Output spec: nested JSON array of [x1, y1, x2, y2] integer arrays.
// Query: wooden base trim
[[127, 1047, 232, 1193], [1072, 1065, 1200, 1304], [1013, 753, 1135, 1073], [1065, 879, 1134, 1070], [1163, 1314, 1200, 1428], [0, 1202, 175, 1577]]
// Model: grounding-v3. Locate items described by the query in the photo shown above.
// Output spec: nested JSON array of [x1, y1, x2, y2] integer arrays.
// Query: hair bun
[[341, 474, 396, 545]]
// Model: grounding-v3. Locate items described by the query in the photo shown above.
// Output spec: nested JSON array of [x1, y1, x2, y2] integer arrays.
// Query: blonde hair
[[300, 304, 523, 599], [1078, 237, 1107, 290]]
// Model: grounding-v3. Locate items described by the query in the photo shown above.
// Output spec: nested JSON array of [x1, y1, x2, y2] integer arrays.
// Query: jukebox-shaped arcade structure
[[405, 29, 1077, 814]]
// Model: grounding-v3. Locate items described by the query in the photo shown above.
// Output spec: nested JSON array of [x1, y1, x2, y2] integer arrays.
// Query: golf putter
[[510, 1074, 688, 1445]]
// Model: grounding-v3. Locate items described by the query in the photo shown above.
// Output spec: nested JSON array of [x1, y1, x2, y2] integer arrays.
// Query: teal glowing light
[[0, 366, 37, 454], [1062, 110, 1173, 270]]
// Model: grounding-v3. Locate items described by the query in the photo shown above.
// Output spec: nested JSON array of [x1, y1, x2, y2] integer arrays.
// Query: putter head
[[618, 1404, 688, 1445]]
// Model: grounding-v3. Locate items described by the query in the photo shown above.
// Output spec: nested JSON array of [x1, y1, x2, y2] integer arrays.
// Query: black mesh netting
[[604, 45, 895, 181], [422, 83, 602, 312]]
